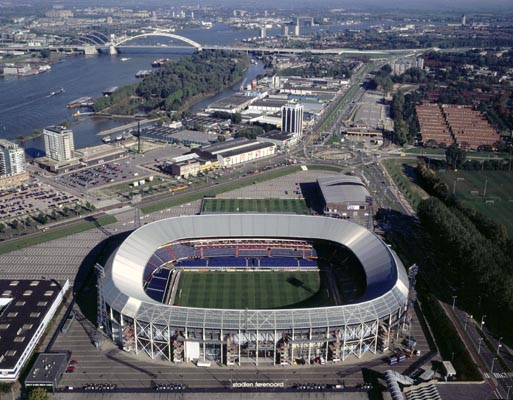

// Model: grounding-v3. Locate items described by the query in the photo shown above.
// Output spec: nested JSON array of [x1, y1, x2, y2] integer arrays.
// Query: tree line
[[415, 159, 513, 339]]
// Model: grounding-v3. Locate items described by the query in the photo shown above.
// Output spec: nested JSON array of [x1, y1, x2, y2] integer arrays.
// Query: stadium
[[100, 214, 409, 366]]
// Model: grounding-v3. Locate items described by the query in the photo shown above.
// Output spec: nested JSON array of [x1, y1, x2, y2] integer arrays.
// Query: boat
[[49, 88, 65, 96], [151, 58, 170, 68], [115, 135, 123, 141], [120, 57, 130, 62], [102, 136, 112, 143], [72, 110, 81, 118]]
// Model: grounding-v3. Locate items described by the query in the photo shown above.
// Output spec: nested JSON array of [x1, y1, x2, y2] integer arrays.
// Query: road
[[451, 307, 513, 400]]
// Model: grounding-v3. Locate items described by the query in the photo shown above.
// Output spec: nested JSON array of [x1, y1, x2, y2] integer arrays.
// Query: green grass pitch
[[438, 170, 513, 235], [201, 198, 311, 214], [174, 271, 321, 309]]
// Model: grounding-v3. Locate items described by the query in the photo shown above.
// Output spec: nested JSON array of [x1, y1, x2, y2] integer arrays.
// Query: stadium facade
[[100, 214, 409, 366]]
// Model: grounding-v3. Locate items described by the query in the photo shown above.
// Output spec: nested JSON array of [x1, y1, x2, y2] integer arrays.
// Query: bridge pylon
[[109, 45, 118, 56]]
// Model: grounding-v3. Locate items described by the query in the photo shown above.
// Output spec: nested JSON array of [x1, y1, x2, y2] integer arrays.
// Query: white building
[[0, 139, 25, 177], [281, 102, 304, 139], [43, 126, 75, 162]]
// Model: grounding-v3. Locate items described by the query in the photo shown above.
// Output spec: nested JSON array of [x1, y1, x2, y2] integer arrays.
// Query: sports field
[[201, 198, 310, 214], [438, 170, 513, 235], [174, 271, 322, 309]]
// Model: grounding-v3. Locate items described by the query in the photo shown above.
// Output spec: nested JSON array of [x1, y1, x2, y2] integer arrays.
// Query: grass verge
[[0, 215, 117, 255], [417, 280, 482, 381], [383, 158, 429, 210]]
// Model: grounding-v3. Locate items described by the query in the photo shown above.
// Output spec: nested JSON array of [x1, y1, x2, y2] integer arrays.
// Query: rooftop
[[25, 352, 69, 387], [0, 279, 63, 372], [317, 175, 371, 205]]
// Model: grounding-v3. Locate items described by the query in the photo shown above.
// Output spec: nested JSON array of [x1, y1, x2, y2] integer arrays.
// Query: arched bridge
[[113, 32, 202, 50]]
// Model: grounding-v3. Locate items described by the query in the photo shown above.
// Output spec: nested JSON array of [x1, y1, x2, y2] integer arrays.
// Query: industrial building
[[317, 176, 373, 227], [257, 130, 297, 149], [193, 138, 276, 168], [74, 144, 128, 167], [206, 94, 257, 113], [0, 279, 69, 381]]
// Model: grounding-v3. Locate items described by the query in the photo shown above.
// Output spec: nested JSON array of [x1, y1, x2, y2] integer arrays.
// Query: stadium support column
[[374, 319, 379, 354], [274, 329, 277, 366], [326, 327, 329, 361], [342, 325, 347, 361], [256, 329, 259, 366], [291, 327, 295, 362], [168, 330, 172, 362], [238, 329, 241, 366], [220, 329, 223, 365], [308, 328, 312, 362], [358, 323, 364, 358], [150, 322, 155, 359], [387, 314, 392, 351], [134, 320, 138, 354]]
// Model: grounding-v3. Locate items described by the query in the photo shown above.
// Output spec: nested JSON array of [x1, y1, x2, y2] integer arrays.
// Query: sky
[[28, 0, 513, 11]]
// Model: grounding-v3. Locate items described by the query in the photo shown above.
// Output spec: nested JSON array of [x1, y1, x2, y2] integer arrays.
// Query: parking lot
[[56, 161, 149, 192], [0, 183, 80, 223]]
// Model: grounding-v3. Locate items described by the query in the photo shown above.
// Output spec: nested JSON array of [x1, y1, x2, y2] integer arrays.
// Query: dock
[[66, 96, 95, 108], [97, 118, 160, 137]]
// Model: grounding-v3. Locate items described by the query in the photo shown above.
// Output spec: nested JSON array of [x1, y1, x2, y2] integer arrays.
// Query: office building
[[0, 139, 25, 177], [281, 102, 304, 138], [43, 126, 75, 162]]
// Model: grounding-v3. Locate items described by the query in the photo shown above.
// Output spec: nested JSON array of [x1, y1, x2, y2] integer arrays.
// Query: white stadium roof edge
[[103, 214, 409, 330]]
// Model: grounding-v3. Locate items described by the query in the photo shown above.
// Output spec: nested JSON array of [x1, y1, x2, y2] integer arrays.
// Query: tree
[[0, 223, 4, 233], [39, 49, 51, 59], [445, 144, 466, 169], [63, 206, 70, 216], [36, 213, 48, 224], [27, 387, 49, 400], [394, 119, 408, 146]]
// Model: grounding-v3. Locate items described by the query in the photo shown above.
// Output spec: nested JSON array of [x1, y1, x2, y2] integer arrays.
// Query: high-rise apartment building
[[281, 103, 304, 138], [0, 139, 25, 177], [43, 126, 75, 162]]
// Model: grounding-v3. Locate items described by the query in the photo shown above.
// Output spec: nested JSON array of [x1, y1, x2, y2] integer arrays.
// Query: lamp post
[[497, 337, 503, 355], [452, 295, 457, 310], [481, 315, 486, 328], [491, 357, 497, 374], [478, 337, 484, 354], [465, 314, 473, 331], [506, 385, 511, 400]]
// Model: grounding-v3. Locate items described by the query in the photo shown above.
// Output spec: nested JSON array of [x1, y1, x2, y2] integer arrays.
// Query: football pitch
[[438, 170, 513, 235], [174, 271, 322, 309], [201, 198, 310, 214]]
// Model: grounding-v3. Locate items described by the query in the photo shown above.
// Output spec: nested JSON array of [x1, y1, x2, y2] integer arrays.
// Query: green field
[[438, 170, 513, 235], [174, 271, 324, 309], [201, 198, 310, 214]]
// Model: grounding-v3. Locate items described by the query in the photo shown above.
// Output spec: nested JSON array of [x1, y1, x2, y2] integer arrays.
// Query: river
[[0, 20, 388, 157]]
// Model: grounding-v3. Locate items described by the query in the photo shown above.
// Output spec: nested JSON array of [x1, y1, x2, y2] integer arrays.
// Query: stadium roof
[[103, 214, 408, 330], [317, 176, 370, 205]]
